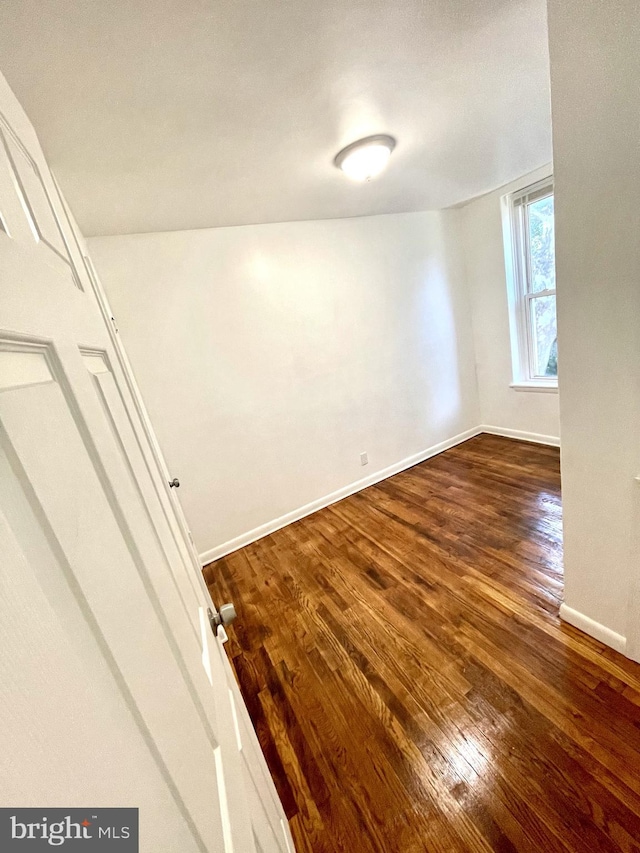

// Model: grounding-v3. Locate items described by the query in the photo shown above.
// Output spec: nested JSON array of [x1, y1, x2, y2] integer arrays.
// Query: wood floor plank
[[205, 434, 640, 852]]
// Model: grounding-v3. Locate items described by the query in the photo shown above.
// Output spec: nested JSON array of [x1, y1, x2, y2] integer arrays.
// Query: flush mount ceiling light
[[334, 135, 396, 182]]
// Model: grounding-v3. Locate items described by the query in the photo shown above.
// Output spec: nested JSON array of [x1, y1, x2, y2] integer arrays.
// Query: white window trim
[[501, 174, 558, 392], [509, 381, 558, 393]]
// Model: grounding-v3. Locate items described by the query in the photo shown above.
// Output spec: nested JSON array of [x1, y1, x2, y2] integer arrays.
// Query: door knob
[[208, 603, 237, 631], [219, 603, 237, 625], [168, 478, 180, 488]]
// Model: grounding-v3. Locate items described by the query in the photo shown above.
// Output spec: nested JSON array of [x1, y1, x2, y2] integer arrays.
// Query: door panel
[[80, 347, 203, 636], [0, 109, 80, 286]]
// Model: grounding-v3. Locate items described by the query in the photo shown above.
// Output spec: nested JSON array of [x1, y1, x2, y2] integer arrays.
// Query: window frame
[[503, 175, 558, 391]]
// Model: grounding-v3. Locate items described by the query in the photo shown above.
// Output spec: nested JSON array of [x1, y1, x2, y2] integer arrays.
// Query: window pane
[[527, 194, 555, 293], [531, 294, 558, 377]]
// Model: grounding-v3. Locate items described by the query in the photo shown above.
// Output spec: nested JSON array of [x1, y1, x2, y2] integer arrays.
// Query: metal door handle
[[169, 478, 180, 488], [208, 603, 237, 631]]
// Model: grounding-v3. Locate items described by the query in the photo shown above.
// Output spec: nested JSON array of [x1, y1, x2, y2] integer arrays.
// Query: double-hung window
[[504, 177, 557, 389]]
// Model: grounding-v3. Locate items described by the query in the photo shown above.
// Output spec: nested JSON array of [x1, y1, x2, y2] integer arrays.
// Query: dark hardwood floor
[[204, 433, 640, 853]]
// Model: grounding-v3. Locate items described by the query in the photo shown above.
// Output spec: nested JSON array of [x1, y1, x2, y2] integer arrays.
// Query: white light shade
[[334, 135, 396, 182]]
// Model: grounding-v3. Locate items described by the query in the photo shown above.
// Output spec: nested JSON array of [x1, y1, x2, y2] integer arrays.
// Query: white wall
[[548, 0, 640, 655], [461, 166, 560, 442], [90, 211, 480, 560]]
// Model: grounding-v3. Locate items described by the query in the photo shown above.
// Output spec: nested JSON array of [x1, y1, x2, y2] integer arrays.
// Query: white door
[[0, 73, 294, 853]]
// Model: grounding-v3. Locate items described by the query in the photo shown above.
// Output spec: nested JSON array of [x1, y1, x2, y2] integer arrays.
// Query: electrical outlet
[[360, 452, 369, 466]]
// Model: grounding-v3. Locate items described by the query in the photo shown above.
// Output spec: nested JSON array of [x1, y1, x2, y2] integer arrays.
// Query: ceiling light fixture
[[334, 135, 396, 182]]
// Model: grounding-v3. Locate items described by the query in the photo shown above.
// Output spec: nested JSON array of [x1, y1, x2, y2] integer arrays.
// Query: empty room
[[1, 0, 639, 851]]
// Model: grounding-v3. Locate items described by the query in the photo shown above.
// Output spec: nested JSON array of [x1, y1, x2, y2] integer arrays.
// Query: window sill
[[510, 381, 558, 394]]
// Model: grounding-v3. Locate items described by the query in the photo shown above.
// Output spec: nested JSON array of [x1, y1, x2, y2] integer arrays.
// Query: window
[[504, 177, 557, 389]]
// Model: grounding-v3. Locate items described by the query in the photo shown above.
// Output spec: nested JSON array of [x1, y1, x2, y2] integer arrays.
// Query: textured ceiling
[[0, 0, 551, 236]]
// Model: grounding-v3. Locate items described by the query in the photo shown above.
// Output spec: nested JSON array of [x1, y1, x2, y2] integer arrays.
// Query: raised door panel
[[0, 111, 81, 288], [80, 347, 203, 636]]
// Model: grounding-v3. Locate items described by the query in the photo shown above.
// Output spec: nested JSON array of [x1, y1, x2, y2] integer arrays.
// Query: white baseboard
[[559, 603, 627, 654], [200, 425, 562, 566], [480, 424, 560, 447], [200, 426, 482, 566]]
